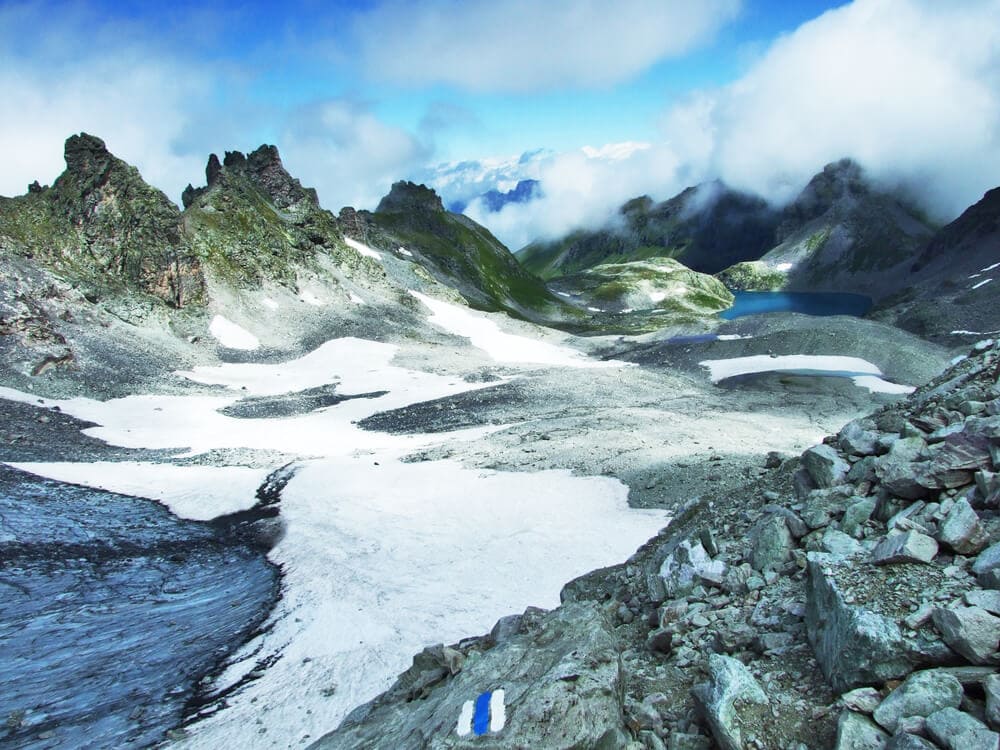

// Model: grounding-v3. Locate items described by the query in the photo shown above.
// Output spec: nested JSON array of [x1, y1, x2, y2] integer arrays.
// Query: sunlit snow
[[344, 236, 382, 260], [699, 354, 915, 394], [209, 315, 260, 351]]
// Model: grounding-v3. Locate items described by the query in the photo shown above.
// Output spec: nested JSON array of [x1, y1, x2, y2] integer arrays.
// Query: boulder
[[841, 687, 883, 714], [821, 528, 864, 560], [965, 589, 1000, 615], [872, 531, 938, 565], [938, 498, 988, 555], [806, 556, 916, 691], [974, 542, 1000, 576], [933, 606, 1000, 664], [834, 710, 889, 750], [987, 673, 1000, 729], [885, 734, 939, 750], [691, 654, 769, 750], [803, 444, 851, 488], [842, 497, 877, 538], [748, 513, 793, 572], [925, 707, 1000, 750], [660, 540, 727, 597], [840, 421, 881, 457], [871, 669, 964, 732]]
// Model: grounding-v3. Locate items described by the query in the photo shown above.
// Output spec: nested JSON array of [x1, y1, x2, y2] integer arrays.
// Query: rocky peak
[[62, 133, 114, 180], [376, 181, 445, 215], [778, 159, 869, 238], [183, 144, 317, 210]]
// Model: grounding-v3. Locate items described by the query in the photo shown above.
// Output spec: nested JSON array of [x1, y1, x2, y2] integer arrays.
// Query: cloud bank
[[460, 0, 1000, 248], [353, 0, 742, 92]]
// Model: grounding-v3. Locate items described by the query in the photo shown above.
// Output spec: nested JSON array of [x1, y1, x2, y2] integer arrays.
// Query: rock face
[[517, 182, 780, 279], [371, 181, 573, 322], [739, 159, 937, 301], [0, 133, 204, 307], [310, 603, 632, 749], [181, 145, 350, 288]]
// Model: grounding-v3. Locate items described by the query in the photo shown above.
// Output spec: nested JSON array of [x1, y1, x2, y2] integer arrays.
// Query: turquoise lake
[[720, 291, 873, 320]]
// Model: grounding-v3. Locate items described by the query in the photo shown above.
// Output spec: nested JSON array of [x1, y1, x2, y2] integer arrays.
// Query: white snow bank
[[9, 462, 267, 520], [972, 278, 993, 290], [649, 291, 667, 303], [172, 458, 667, 748], [699, 354, 914, 394], [397, 246, 413, 257], [775, 262, 793, 272], [409, 291, 622, 369], [344, 236, 382, 260], [349, 292, 365, 305], [209, 315, 260, 351]]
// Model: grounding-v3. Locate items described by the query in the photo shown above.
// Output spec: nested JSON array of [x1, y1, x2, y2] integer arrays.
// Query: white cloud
[[280, 99, 429, 211], [664, 0, 1000, 217], [353, 0, 741, 92], [0, 5, 212, 202], [462, 143, 687, 250]]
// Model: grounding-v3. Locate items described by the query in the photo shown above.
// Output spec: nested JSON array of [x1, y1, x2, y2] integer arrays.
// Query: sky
[[2, 0, 999, 249]]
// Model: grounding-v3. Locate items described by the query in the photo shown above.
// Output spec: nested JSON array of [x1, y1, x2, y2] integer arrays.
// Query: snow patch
[[209, 315, 260, 351], [699, 354, 914, 394], [981, 262, 1000, 273], [649, 291, 668, 303], [972, 278, 993, 290], [587, 306, 603, 312], [775, 262, 793, 272], [397, 247, 413, 257], [556, 291, 572, 298], [349, 293, 365, 305], [344, 236, 382, 260], [717, 334, 751, 341], [262, 298, 279, 311], [409, 291, 623, 369]]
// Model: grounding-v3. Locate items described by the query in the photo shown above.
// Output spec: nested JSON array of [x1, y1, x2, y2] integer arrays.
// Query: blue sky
[[2, 0, 999, 247]]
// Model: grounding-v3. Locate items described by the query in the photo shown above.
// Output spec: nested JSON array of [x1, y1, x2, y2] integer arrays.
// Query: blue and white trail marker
[[456, 689, 506, 736]]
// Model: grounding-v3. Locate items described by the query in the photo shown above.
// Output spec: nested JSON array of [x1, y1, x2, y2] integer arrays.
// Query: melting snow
[[397, 247, 413, 257], [409, 291, 624, 368], [349, 293, 365, 305], [649, 291, 667, 303], [209, 315, 260, 351], [344, 237, 382, 261], [972, 278, 993, 290], [699, 354, 914, 394], [262, 297, 279, 311], [981, 262, 1000, 273], [775, 262, 793, 272]]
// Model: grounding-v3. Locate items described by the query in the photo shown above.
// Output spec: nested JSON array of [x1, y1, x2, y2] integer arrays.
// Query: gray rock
[[966, 589, 1000, 615], [312, 601, 632, 749], [885, 733, 938, 750], [987, 673, 1000, 729], [803, 444, 851, 488], [806, 556, 916, 692], [842, 687, 883, 714], [939, 498, 988, 555], [843, 497, 878, 538], [761, 504, 808, 539], [841, 421, 880, 457], [647, 628, 673, 655], [984, 569, 1000, 590], [926, 707, 1000, 750], [933, 606, 1000, 665], [691, 654, 769, 750], [872, 669, 964, 732], [872, 531, 939, 565], [660, 540, 727, 597], [822, 528, 864, 560], [834, 710, 890, 749], [974, 542, 1000, 576], [877, 437, 931, 499], [748, 513, 793, 572]]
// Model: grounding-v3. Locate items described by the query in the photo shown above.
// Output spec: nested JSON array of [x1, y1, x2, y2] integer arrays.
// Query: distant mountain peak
[[376, 181, 445, 215]]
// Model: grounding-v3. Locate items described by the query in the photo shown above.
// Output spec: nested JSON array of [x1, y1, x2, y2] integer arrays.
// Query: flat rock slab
[[933, 606, 1000, 665], [872, 669, 963, 732]]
